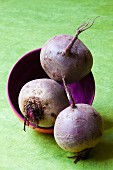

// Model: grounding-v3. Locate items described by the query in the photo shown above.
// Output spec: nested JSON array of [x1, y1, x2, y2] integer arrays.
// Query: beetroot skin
[[54, 75, 103, 163], [40, 35, 93, 83], [18, 78, 69, 130], [40, 18, 99, 83], [54, 104, 103, 153]]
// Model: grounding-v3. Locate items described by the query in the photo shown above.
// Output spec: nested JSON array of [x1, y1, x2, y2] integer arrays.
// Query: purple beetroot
[[18, 78, 69, 131], [54, 77, 103, 163], [40, 17, 99, 83]]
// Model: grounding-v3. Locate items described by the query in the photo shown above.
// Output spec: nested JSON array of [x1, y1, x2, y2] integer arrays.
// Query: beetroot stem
[[64, 16, 100, 55], [62, 76, 76, 108]]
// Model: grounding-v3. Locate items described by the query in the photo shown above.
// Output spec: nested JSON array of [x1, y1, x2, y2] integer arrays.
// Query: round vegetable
[[40, 18, 98, 83], [18, 78, 69, 131], [54, 104, 103, 151], [54, 77, 103, 163]]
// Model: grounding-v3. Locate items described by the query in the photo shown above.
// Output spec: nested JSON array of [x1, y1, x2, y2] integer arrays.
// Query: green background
[[0, 0, 113, 169]]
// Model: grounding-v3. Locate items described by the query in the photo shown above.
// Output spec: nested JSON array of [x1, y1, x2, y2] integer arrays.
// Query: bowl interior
[[7, 48, 95, 126]]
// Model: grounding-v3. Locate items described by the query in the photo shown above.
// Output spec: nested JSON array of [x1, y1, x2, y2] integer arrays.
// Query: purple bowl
[[7, 48, 95, 133]]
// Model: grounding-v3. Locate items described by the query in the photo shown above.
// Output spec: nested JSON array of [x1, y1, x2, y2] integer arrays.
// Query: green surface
[[0, 0, 113, 170]]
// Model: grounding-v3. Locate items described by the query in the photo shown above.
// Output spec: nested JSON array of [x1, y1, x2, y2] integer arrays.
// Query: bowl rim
[[6, 48, 53, 134]]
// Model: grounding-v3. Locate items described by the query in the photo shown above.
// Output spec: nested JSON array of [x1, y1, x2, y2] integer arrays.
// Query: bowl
[[7, 48, 95, 134]]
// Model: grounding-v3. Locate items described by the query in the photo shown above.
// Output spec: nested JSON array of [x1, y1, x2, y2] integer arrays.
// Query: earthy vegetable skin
[[18, 78, 69, 130], [54, 104, 103, 153], [40, 18, 99, 83], [54, 76, 103, 163], [40, 35, 92, 83]]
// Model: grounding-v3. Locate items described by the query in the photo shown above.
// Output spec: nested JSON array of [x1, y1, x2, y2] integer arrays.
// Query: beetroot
[[54, 104, 103, 159], [18, 78, 69, 131], [40, 17, 98, 83], [54, 77, 103, 163]]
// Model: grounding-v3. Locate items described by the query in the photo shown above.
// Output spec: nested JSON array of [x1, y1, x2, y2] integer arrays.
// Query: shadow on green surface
[[90, 129, 113, 162], [103, 116, 113, 130], [33, 130, 54, 137], [32, 130, 55, 143], [90, 142, 113, 161]]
